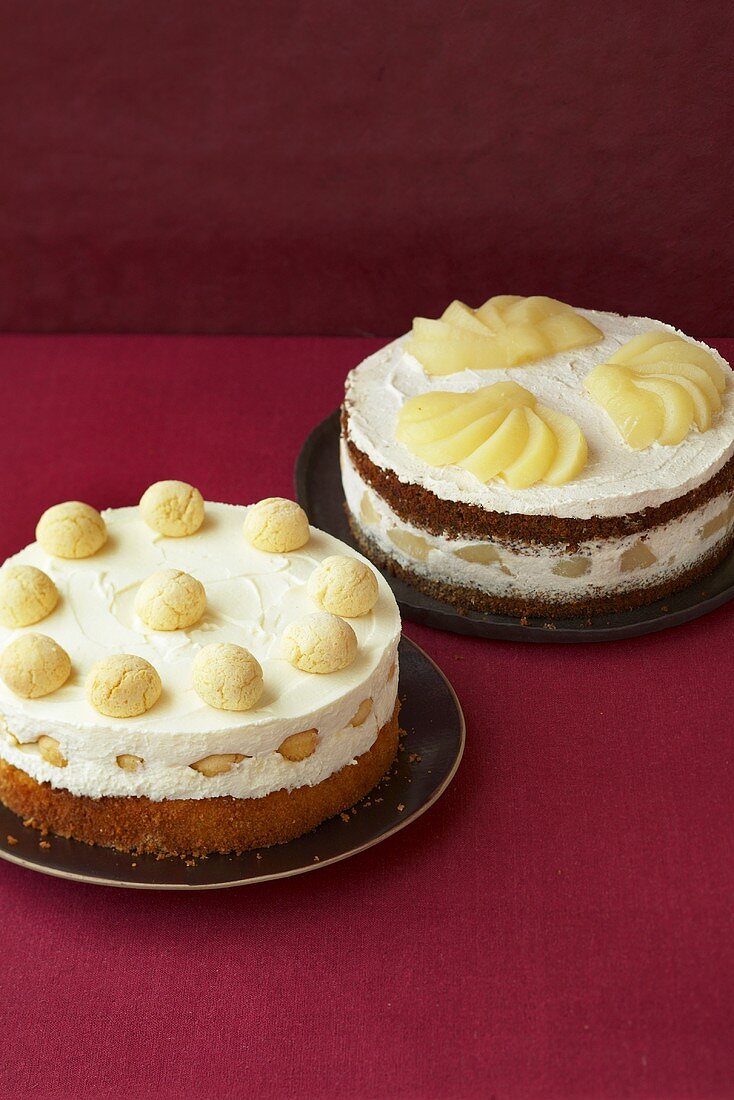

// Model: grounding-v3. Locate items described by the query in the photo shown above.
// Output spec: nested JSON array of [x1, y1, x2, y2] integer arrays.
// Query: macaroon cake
[[341, 295, 734, 617], [0, 487, 401, 856]]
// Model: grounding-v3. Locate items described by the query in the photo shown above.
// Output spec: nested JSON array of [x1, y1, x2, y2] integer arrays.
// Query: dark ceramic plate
[[295, 410, 734, 643], [0, 638, 463, 890]]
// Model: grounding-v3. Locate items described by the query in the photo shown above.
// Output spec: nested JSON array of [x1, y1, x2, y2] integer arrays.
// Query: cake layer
[[343, 311, 734, 520], [343, 443, 734, 615], [349, 517, 734, 618], [0, 702, 401, 856], [0, 503, 401, 800]]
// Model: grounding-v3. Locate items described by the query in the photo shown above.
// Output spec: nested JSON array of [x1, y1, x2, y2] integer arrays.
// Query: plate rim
[[296, 409, 734, 643], [0, 637, 465, 891]]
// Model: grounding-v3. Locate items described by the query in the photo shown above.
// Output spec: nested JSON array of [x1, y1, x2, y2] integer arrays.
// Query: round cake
[[0, 492, 401, 856], [342, 296, 734, 617]]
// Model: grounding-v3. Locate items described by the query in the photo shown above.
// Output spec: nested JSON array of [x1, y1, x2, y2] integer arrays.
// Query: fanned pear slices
[[396, 382, 588, 488], [584, 331, 728, 449], [405, 295, 602, 376], [534, 406, 590, 487]]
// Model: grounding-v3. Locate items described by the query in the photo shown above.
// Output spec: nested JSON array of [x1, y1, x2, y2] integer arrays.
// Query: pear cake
[[341, 296, 734, 617], [0, 487, 401, 856]]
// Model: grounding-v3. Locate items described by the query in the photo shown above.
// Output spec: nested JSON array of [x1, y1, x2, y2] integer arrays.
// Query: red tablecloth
[[0, 336, 732, 1099]]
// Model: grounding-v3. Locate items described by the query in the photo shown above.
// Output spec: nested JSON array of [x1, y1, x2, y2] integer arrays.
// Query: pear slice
[[474, 295, 602, 366], [397, 383, 533, 447], [634, 377, 695, 445], [585, 364, 664, 449], [397, 381, 588, 486], [467, 380, 537, 408], [396, 390, 466, 426], [635, 339, 722, 369], [406, 338, 480, 376], [501, 409, 557, 488], [412, 409, 508, 464], [411, 296, 603, 375], [609, 333, 727, 392], [541, 310, 604, 351], [607, 332, 667, 363], [398, 393, 499, 447], [535, 406, 589, 486], [408, 320, 498, 375], [654, 373, 712, 431], [459, 406, 529, 481], [654, 354, 727, 394], [500, 322, 549, 364], [629, 360, 721, 413], [475, 295, 523, 330], [408, 322, 509, 374], [412, 318, 487, 344], [510, 296, 560, 322], [590, 331, 728, 446], [614, 334, 715, 369], [441, 300, 491, 335]]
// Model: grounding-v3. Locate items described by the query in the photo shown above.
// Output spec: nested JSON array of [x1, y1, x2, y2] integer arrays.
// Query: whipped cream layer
[[344, 444, 734, 601], [344, 311, 734, 519], [0, 504, 401, 800]]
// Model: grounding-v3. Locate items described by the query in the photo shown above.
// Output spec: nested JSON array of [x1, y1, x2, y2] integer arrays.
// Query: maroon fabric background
[[0, 336, 732, 1098], [0, 0, 732, 337]]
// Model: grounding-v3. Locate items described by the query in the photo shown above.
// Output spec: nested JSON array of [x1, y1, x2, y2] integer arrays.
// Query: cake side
[[341, 303, 734, 616], [342, 439, 734, 615], [0, 702, 401, 856], [347, 508, 734, 618]]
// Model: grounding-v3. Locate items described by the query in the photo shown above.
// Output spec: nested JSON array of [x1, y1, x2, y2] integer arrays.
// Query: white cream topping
[[344, 446, 734, 601], [344, 311, 734, 519], [0, 504, 400, 800]]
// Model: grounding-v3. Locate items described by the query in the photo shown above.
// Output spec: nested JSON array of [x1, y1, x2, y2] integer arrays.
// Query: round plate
[[296, 410, 734, 643], [0, 638, 463, 890]]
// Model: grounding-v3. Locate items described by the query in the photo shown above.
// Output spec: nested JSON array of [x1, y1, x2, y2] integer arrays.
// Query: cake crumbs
[[313, 855, 320, 863], [6, 835, 18, 846], [397, 803, 405, 812], [408, 753, 422, 764], [131, 862, 137, 868], [255, 852, 262, 860], [39, 840, 51, 850], [340, 812, 351, 823], [184, 858, 196, 868]]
